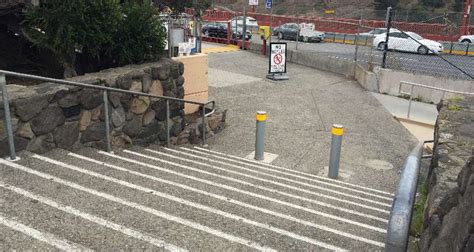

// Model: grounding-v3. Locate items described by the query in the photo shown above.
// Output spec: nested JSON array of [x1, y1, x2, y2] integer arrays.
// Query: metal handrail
[[398, 81, 474, 119], [386, 141, 426, 251], [0, 70, 215, 160]]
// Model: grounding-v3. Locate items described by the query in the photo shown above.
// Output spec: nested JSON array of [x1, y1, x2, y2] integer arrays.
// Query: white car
[[459, 35, 474, 43], [373, 31, 444, 55], [229, 16, 259, 31]]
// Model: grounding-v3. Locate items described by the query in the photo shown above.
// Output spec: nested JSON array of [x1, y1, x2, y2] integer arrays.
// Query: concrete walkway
[[206, 50, 419, 192], [371, 92, 438, 125]]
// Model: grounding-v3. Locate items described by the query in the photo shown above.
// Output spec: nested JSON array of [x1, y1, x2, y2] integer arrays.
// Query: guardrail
[[0, 70, 215, 161], [386, 141, 432, 251], [399, 81, 474, 119]]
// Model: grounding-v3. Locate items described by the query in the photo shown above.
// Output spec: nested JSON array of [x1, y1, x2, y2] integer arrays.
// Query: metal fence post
[[103, 90, 112, 153], [166, 100, 170, 147], [328, 124, 344, 179], [1, 74, 17, 161], [255, 111, 267, 161], [382, 7, 393, 68], [466, 42, 470, 56]]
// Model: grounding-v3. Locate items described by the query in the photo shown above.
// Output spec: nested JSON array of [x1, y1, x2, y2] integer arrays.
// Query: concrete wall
[[373, 67, 474, 104], [248, 40, 473, 104], [173, 53, 209, 114]]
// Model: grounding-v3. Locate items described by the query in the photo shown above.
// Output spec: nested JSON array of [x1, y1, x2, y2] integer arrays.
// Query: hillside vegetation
[[213, 0, 467, 21]]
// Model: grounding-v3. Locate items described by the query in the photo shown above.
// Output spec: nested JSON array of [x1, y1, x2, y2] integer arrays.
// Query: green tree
[[24, 0, 122, 77], [374, 0, 399, 11], [114, 1, 167, 65]]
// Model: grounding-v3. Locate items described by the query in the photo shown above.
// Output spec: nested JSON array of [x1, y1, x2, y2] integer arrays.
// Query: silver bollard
[[254, 111, 267, 161], [328, 124, 344, 179]]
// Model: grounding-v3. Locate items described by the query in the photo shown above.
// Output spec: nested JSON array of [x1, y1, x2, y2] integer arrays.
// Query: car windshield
[[407, 32, 423, 40], [372, 29, 386, 34]]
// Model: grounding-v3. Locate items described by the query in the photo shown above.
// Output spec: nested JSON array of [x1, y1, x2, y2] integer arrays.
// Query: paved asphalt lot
[[253, 35, 474, 80], [0, 49, 421, 251]]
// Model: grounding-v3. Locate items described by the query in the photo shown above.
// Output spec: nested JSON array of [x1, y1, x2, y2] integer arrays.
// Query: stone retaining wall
[[419, 96, 474, 251], [0, 59, 226, 157]]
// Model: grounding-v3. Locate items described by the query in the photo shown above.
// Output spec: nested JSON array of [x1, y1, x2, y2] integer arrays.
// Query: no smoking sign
[[268, 43, 287, 74]]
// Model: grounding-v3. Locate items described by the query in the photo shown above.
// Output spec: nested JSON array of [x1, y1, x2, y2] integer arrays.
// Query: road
[[252, 35, 474, 80]]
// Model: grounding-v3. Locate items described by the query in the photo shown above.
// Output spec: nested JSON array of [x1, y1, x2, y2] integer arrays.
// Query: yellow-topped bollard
[[255, 111, 267, 161], [329, 124, 344, 178]]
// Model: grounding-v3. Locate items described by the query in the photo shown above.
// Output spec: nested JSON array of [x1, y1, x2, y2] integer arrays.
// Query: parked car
[[373, 31, 444, 55], [202, 22, 228, 38], [202, 22, 251, 40], [273, 23, 325, 42], [459, 35, 474, 43], [229, 16, 259, 32]]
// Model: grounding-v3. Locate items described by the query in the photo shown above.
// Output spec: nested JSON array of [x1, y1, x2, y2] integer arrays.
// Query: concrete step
[[144, 145, 392, 215], [0, 145, 395, 251]]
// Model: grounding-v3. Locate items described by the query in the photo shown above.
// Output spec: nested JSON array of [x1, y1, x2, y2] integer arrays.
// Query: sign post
[[266, 42, 289, 81]]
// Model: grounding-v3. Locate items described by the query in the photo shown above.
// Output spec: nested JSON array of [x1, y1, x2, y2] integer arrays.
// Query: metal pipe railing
[[0, 70, 216, 159], [399, 81, 474, 119], [386, 142, 425, 251]]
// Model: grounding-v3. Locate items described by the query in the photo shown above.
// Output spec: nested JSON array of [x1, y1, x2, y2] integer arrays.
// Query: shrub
[[23, 0, 166, 77], [114, 1, 167, 65]]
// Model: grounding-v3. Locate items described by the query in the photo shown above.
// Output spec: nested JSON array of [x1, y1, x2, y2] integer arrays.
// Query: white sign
[[269, 43, 287, 73], [249, 0, 259, 6]]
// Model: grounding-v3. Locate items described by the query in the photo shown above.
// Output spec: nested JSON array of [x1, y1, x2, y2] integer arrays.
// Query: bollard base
[[266, 73, 289, 81], [245, 151, 279, 164], [5, 156, 21, 162]]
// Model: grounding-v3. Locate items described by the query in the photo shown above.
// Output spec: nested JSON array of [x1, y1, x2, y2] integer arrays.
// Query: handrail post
[[201, 105, 207, 147], [1, 74, 17, 161], [166, 100, 170, 147], [103, 90, 112, 153]]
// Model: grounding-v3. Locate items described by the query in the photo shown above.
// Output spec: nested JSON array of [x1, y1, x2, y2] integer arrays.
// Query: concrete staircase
[[0, 145, 394, 251]]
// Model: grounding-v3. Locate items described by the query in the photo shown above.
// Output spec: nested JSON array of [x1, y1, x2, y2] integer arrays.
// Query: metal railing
[[399, 81, 474, 119], [0, 70, 215, 160], [386, 140, 432, 251]]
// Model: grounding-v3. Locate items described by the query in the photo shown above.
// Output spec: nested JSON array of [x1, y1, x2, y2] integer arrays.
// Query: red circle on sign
[[273, 53, 283, 65]]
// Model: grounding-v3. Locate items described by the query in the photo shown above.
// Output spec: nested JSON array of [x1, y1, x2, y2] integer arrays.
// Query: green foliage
[[421, 0, 445, 8], [114, 1, 166, 65], [410, 181, 428, 237], [374, 0, 399, 11], [24, 0, 166, 76], [24, 0, 122, 66]]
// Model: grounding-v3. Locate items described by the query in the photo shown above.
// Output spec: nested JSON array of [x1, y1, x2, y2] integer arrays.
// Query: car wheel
[[278, 32, 283, 40], [303, 36, 309, 42], [377, 42, 386, 50], [461, 39, 471, 43], [417, 46, 429, 55], [204, 31, 209, 37]]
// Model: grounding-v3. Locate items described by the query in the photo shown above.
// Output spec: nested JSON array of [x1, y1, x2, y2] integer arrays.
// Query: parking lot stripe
[[173, 147, 393, 201], [69, 152, 386, 235], [0, 158, 274, 251], [193, 146, 394, 196], [129, 149, 390, 209], [0, 213, 91, 251], [0, 182, 186, 252]]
